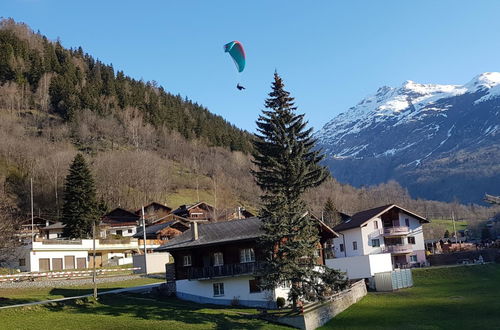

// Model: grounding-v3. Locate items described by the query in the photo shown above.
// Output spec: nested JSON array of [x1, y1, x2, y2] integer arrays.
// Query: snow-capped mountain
[[316, 72, 500, 203]]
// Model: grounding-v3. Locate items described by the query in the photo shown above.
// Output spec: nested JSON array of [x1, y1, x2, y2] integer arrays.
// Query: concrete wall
[[176, 276, 276, 308], [133, 252, 170, 274], [272, 280, 367, 330], [325, 253, 393, 279]]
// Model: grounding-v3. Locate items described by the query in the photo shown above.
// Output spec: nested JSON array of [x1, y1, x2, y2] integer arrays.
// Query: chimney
[[191, 222, 198, 241]]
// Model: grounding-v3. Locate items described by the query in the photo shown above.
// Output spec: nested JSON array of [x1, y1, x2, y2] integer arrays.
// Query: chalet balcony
[[382, 244, 413, 254], [383, 226, 410, 237], [187, 262, 263, 280]]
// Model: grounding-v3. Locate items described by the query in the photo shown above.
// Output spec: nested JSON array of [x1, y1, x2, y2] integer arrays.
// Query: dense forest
[[0, 18, 498, 243], [0, 18, 252, 152]]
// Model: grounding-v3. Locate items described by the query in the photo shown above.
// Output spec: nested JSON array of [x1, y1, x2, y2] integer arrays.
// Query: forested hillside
[[0, 19, 251, 152], [0, 18, 497, 238]]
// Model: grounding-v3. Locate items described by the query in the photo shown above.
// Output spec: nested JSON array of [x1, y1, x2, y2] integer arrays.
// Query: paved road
[[0, 282, 163, 310]]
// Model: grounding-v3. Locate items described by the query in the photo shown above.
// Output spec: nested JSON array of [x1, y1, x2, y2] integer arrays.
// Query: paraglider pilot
[[237, 83, 246, 90]]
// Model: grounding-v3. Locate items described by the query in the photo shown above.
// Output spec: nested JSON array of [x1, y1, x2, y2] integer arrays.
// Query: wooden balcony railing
[[187, 262, 263, 280], [383, 226, 410, 236], [382, 244, 413, 254]]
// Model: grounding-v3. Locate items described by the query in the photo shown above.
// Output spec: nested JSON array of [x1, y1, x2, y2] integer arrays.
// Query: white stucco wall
[[333, 228, 364, 258], [326, 253, 392, 279], [176, 276, 274, 307]]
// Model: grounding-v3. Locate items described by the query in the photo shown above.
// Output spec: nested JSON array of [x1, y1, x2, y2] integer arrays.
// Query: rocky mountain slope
[[316, 72, 500, 203]]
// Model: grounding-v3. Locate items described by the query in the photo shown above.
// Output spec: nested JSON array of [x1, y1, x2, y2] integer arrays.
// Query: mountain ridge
[[316, 72, 500, 204]]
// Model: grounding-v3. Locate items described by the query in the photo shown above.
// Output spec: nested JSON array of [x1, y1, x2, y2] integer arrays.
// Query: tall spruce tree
[[61, 154, 99, 238], [323, 197, 341, 227], [252, 73, 347, 308]]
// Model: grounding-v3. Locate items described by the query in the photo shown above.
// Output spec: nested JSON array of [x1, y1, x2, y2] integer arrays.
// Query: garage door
[[64, 256, 75, 270], [52, 258, 63, 271], [39, 258, 50, 272], [77, 257, 86, 269]]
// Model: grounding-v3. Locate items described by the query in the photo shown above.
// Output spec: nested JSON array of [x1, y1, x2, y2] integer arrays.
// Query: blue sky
[[2, 1, 500, 132]]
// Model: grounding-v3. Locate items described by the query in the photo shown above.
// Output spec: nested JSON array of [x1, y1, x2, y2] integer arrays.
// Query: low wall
[[428, 248, 500, 266], [132, 252, 170, 274], [272, 280, 367, 330]]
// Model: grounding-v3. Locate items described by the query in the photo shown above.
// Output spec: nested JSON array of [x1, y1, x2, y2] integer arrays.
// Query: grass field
[[321, 263, 500, 329], [423, 219, 468, 239], [0, 264, 498, 329], [0, 277, 161, 307]]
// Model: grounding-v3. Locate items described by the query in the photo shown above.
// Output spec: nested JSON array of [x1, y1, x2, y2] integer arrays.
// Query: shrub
[[276, 297, 286, 309]]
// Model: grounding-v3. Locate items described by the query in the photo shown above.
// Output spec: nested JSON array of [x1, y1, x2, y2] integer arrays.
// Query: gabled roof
[[171, 202, 214, 215], [133, 219, 190, 239], [102, 208, 140, 225], [333, 204, 429, 232], [135, 202, 172, 215], [156, 215, 338, 252]]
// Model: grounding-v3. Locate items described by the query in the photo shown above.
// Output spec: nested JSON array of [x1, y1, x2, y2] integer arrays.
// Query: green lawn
[[0, 277, 161, 307], [424, 219, 468, 239], [1, 264, 499, 329], [321, 263, 500, 330], [0, 293, 288, 330]]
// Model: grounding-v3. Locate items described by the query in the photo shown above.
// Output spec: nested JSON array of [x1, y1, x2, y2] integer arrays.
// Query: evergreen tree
[[323, 197, 341, 227], [61, 154, 99, 238], [444, 229, 450, 238], [252, 73, 347, 309]]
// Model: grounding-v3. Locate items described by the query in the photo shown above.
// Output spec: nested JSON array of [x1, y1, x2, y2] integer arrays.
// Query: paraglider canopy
[[224, 41, 245, 73]]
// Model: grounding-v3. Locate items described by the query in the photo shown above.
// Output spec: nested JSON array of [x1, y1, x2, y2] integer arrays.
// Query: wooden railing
[[383, 226, 410, 236], [383, 244, 413, 254], [187, 262, 263, 280]]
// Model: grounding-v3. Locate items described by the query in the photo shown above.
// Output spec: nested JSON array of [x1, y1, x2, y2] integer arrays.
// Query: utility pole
[[142, 206, 148, 275], [452, 211, 458, 244], [92, 221, 97, 299], [30, 178, 34, 242]]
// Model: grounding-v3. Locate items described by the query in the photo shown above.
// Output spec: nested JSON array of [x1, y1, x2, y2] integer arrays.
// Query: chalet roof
[[171, 202, 214, 215], [333, 204, 428, 232], [156, 215, 337, 252], [135, 202, 172, 215], [102, 208, 140, 225], [41, 222, 66, 230], [133, 220, 190, 239]]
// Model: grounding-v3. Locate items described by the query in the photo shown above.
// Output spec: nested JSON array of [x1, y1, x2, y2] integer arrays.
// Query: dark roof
[[171, 202, 214, 215], [333, 204, 428, 232], [135, 202, 172, 215], [133, 220, 189, 239], [156, 215, 337, 252], [156, 217, 262, 251], [102, 208, 140, 224]]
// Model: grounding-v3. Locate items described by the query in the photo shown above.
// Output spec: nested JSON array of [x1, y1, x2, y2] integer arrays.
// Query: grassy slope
[[423, 219, 468, 239], [0, 294, 288, 330], [320, 263, 500, 330], [0, 277, 161, 307]]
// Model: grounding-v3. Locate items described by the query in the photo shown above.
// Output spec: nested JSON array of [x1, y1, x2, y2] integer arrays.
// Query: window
[[339, 243, 345, 252], [405, 218, 410, 227], [408, 236, 416, 245], [240, 248, 255, 263], [410, 255, 418, 263], [116, 230, 123, 236], [128, 229, 132, 233], [213, 252, 224, 266], [213, 282, 224, 296], [183, 255, 192, 266], [353, 241, 358, 250], [249, 279, 261, 293], [371, 239, 380, 247], [374, 221, 379, 229], [19, 258, 26, 267]]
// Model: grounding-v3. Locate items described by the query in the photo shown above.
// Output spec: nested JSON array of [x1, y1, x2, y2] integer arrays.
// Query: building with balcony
[[156, 216, 336, 308], [332, 204, 429, 269]]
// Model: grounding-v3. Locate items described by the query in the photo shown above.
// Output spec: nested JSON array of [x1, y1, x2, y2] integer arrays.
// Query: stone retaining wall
[[271, 280, 367, 330]]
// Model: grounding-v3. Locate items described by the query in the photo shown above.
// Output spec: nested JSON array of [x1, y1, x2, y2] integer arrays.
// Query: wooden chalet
[[136, 202, 173, 224], [100, 208, 140, 237], [156, 216, 337, 308], [133, 214, 191, 246], [171, 202, 215, 221]]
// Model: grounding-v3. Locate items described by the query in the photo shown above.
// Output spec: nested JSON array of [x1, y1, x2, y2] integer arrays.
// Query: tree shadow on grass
[[44, 291, 283, 329]]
